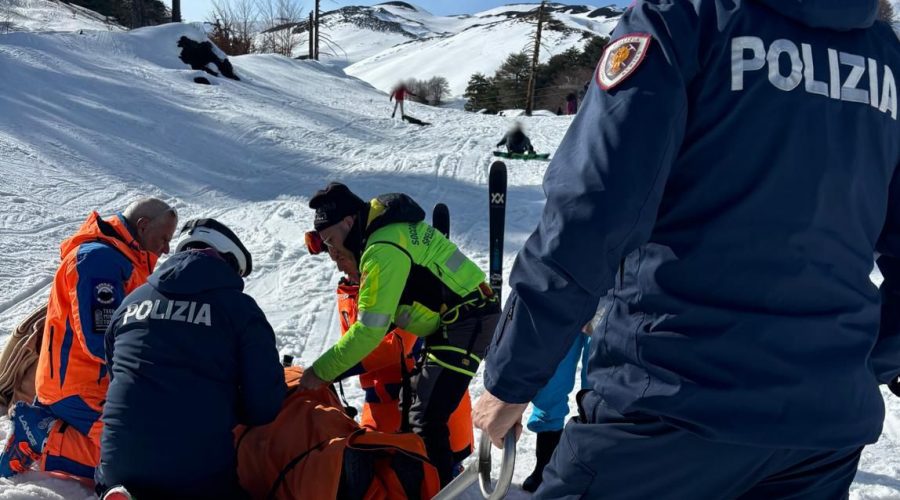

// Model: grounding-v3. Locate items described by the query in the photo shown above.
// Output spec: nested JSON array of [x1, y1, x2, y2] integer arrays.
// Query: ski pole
[[433, 429, 516, 500]]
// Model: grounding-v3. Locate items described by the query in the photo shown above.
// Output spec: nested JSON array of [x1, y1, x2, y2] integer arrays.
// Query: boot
[[521, 429, 563, 493], [0, 401, 56, 477]]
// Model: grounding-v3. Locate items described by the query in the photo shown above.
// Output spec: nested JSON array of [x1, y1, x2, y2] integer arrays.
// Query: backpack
[[0, 305, 46, 414], [234, 367, 440, 499]]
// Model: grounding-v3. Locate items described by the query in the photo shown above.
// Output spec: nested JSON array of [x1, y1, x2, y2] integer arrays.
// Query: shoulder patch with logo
[[595, 33, 652, 91], [92, 280, 119, 332], [95, 282, 116, 305]]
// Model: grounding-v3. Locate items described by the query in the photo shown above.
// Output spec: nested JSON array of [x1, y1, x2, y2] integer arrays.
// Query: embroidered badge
[[596, 33, 652, 91], [95, 282, 115, 305], [92, 281, 118, 332]]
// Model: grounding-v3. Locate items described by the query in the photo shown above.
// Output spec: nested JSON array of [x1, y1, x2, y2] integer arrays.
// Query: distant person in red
[[390, 83, 418, 119]]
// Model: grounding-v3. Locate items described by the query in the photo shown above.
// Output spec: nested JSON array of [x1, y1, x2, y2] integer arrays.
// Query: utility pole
[[525, 0, 546, 116], [171, 0, 181, 23], [308, 11, 315, 59], [314, 0, 321, 60]]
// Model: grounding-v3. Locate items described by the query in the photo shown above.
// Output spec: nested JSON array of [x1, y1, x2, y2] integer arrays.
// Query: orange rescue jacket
[[35, 212, 156, 410]]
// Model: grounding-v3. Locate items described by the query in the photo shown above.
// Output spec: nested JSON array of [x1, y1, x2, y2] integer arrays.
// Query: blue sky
[[161, 1, 628, 22]]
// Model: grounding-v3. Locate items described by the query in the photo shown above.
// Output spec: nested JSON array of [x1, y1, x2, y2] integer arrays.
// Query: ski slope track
[[0, 22, 896, 500]]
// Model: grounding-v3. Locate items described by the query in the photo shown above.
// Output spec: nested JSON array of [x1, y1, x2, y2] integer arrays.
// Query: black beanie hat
[[309, 182, 367, 231]]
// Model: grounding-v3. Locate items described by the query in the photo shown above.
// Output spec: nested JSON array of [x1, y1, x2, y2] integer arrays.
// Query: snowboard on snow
[[489, 161, 507, 301], [402, 114, 431, 126], [492, 151, 550, 161]]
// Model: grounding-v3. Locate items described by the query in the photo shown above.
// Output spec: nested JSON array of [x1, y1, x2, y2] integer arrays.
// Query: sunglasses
[[305, 231, 326, 255]]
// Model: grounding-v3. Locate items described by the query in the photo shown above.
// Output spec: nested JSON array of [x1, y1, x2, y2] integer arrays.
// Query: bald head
[[123, 198, 178, 256]]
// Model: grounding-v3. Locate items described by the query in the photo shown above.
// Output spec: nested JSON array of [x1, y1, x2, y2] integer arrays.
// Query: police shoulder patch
[[595, 33, 652, 91], [95, 282, 116, 305]]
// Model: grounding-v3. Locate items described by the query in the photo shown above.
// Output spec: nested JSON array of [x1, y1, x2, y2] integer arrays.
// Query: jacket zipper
[[48, 326, 55, 378]]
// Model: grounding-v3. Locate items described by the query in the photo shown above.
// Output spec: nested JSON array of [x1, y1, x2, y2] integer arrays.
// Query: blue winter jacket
[[485, 0, 900, 449], [97, 250, 286, 496]]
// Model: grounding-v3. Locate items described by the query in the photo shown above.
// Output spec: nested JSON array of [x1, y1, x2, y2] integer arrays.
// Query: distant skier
[[96, 218, 286, 499], [0, 199, 177, 481], [565, 92, 578, 115], [474, 0, 900, 498], [298, 183, 498, 486], [496, 122, 535, 155], [390, 82, 418, 118]]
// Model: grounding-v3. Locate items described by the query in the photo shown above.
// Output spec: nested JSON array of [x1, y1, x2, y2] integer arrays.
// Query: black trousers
[[408, 300, 500, 486]]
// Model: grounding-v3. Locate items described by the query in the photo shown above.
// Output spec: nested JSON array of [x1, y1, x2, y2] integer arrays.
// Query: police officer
[[474, 0, 900, 498], [97, 219, 286, 499]]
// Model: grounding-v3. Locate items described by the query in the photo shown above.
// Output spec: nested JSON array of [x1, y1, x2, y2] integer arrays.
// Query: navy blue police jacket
[[485, 0, 900, 449], [97, 250, 286, 493]]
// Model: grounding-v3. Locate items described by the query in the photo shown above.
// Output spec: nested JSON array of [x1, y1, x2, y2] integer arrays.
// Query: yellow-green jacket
[[313, 194, 487, 381]]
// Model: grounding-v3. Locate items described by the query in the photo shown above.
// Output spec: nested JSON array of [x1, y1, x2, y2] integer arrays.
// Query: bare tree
[[172, 0, 181, 22], [426, 76, 451, 106], [879, 0, 896, 23], [1, 0, 13, 34], [524, 1, 548, 116], [208, 0, 257, 55], [256, 0, 304, 57]]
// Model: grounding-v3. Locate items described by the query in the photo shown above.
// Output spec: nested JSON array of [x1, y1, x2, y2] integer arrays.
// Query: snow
[[0, 17, 897, 500], [0, 21, 566, 498], [311, 21, 411, 66], [0, 0, 123, 33], [345, 19, 607, 97], [309, 2, 620, 96]]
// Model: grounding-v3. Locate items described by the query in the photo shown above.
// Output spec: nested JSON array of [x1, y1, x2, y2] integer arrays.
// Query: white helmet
[[175, 218, 252, 277]]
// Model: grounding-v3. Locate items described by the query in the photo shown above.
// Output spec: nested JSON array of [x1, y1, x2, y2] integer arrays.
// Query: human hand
[[472, 390, 528, 448], [298, 366, 329, 391]]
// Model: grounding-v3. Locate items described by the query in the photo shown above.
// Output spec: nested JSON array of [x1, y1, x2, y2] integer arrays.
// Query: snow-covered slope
[[0, 21, 898, 500], [0, 22, 567, 497], [0, 0, 123, 33], [309, 2, 621, 95]]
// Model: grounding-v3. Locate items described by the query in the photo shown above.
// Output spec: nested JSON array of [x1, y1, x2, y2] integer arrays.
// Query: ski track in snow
[[0, 22, 897, 500]]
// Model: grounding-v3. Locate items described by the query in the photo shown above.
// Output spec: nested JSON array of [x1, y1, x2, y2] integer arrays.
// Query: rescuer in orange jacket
[[0, 199, 178, 481]]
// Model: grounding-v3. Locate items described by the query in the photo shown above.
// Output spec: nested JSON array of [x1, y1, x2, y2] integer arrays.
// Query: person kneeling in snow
[[95, 219, 286, 499], [496, 122, 535, 155]]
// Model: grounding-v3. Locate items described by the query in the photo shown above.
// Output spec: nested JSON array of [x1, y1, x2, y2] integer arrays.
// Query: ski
[[489, 161, 507, 301], [432, 203, 450, 237]]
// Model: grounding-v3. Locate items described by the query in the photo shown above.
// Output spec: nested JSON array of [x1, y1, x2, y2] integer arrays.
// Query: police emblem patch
[[95, 282, 115, 305], [596, 33, 652, 91]]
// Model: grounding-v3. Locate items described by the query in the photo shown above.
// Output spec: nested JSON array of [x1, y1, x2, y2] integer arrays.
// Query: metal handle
[[432, 429, 517, 500], [478, 430, 517, 499]]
